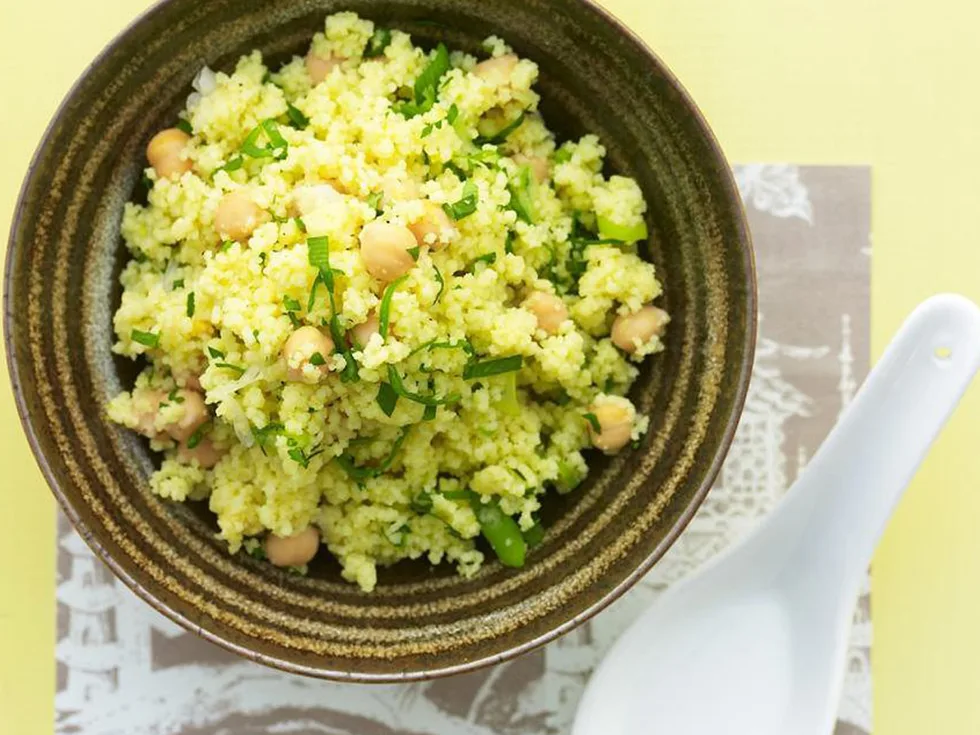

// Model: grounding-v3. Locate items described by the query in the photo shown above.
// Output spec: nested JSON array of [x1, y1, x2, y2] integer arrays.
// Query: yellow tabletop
[[2, 1, 978, 732]]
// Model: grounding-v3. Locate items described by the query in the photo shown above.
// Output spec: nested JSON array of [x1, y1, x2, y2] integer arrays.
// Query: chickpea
[[513, 153, 549, 184], [588, 401, 634, 454], [350, 311, 380, 349], [214, 191, 265, 242], [164, 390, 209, 443], [523, 292, 568, 335], [177, 437, 225, 469], [283, 326, 335, 382], [408, 201, 455, 250], [611, 305, 670, 353], [146, 128, 192, 179], [359, 221, 418, 282], [306, 52, 342, 84], [134, 389, 167, 439], [264, 527, 321, 567], [473, 54, 519, 85]]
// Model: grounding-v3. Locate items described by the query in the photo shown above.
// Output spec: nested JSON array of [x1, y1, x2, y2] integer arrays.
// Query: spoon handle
[[768, 294, 980, 581]]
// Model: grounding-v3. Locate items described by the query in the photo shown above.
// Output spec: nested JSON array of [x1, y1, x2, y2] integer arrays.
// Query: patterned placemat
[[54, 164, 871, 735]]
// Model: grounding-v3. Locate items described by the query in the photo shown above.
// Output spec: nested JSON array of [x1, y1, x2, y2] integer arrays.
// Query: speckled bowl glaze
[[5, 0, 755, 680]]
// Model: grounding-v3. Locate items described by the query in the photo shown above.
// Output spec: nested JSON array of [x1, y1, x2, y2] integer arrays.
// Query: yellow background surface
[[1, 1, 977, 732]]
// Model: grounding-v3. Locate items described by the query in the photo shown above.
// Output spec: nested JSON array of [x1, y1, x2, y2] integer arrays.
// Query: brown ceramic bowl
[[5, 0, 755, 680]]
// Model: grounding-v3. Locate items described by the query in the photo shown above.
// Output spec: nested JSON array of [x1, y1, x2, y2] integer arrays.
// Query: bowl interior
[[5, 0, 755, 679]]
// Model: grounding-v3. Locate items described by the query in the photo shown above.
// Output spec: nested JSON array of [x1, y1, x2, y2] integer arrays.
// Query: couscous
[[108, 12, 669, 591]]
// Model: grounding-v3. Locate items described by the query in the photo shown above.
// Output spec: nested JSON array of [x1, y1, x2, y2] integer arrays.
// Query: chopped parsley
[[475, 109, 527, 146], [215, 362, 246, 377], [407, 246, 420, 261], [283, 295, 302, 312], [553, 147, 573, 164], [446, 103, 459, 124], [306, 236, 359, 382], [336, 427, 411, 480], [364, 27, 393, 58], [395, 43, 450, 118], [376, 381, 399, 417], [507, 165, 535, 224], [131, 329, 160, 348], [582, 412, 602, 433], [175, 118, 193, 135], [215, 155, 244, 175], [186, 422, 209, 450], [285, 103, 309, 130], [442, 180, 479, 220], [186, 291, 195, 318], [366, 191, 383, 213], [207, 346, 225, 359], [387, 364, 461, 407], [379, 274, 408, 340], [463, 354, 523, 380], [251, 422, 284, 453], [287, 443, 324, 468], [433, 266, 446, 303]]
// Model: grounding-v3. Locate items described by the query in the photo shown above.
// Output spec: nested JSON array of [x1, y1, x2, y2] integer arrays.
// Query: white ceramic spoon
[[573, 294, 980, 735]]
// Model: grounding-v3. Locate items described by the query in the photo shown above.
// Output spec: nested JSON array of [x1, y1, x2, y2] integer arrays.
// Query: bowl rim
[[4, 0, 757, 682]]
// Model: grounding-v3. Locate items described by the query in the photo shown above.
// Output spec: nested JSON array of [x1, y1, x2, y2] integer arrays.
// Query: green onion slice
[[131, 329, 160, 348], [463, 354, 523, 380], [379, 274, 408, 340], [387, 364, 460, 406]]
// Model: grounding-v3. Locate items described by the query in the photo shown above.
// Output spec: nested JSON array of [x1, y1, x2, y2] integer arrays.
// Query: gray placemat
[[54, 164, 872, 735]]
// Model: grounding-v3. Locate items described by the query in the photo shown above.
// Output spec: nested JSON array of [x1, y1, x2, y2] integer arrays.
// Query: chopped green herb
[[131, 329, 160, 348], [407, 246, 420, 261], [220, 240, 235, 252], [175, 118, 193, 135], [554, 147, 573, 164], [425, 270, 443, 308], [309, 351, 326, 366], [166, 388, 185, 404], [582, 412, 602, 433], [441, 489, 474, 501], [207, 346, 225, 359], [504, 230, 515, 255], [336, 427, 411, 480], [475, 110, 526, 145], [395, 43, 450, 118], [307, 236, 330, 275], [215, 362, 246, 376], [288, 444, 323, 468], [285, 103, 309, 130], [420, 123, 434, 138], [556, 459, 585, 493], [463, 354, 523, 380], [172, 278, 185, 289], [283, 295, 302, 312], [553, 390, 571, 406], [507, 165, 535, 224], [141, 171, 154, 194], [241, 118, 289, 160], [466, 147, 501, 169], [442, 180, 479, 220], [411, 490, 433, 514], [446, 103, 459, 124], [246, 544, 267, 561], [379, 274, 408, 340], [468, 252, 496, 270], [422, 404, 437, 421], [217, 155, 244, 175], [376, 381, 399, 417], [387, 364, 461, 407], [364, 27, 392, 58], [251, 422, 284, 453], [366, 191, 383, 213], [186, 422, 209, 450], [186, 291, 196, 318], [407, 338, 475, 359], [523, 521, 545, 548], [294, 216, 307, 232]]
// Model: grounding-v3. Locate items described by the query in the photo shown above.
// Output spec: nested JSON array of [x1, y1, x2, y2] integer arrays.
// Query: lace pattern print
[[55, 166, 872, 735]]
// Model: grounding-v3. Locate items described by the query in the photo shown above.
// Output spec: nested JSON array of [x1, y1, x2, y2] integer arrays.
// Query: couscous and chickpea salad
[[108, 12, 669, 591]]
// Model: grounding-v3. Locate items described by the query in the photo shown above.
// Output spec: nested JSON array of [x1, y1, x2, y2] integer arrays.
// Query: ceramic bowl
[[4, 0, 756, 680]]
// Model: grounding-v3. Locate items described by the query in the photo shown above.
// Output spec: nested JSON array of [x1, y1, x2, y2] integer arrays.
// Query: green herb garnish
[[172, 278, 185, 289], [186, 291, 196, 318], [379, 274, 408, 340], [285, 103, 309, 130], [288, 444, 324, 468], [251, 422, 284, 453], [306, 236, 359, 383], [364, 27, 393, 58], [446, 103, 459, 124], [220, 240, 235, 252], [442, 180, 479, 221], [555, 459, 584, 493], [523, 521, 545, 548], [387, 364, 460, 407], [468, 252, 497, 270], [336, 427, 411, 480], [463, 355, 523, 380], [433, 266, 446, 303], [241, 119, 288, 160], [407, 246, 420, 261], [215, 155, 244, 175], [309, 351, 326, 366], [423, 404, 437, 421], [507, 165, 535, 224], [131, 329, 160, 348], [176, 118, 193, 135], [207, 346, 225, 359], [367, 191, 383, 213], [395, 42, 450, 118], [283, 295, 302, 312], [186, 422, 209, 450], [554, 147, 573, 164], [294, 216, 307, 232], [376, 381, 399, 417], [470, 496, 526, 568], [411, 490, 433, 514], [475, 110, 526, 146], [582, 412, 602, 433], [215, 362, 247, 376]]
